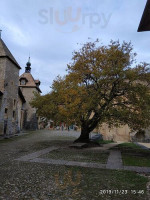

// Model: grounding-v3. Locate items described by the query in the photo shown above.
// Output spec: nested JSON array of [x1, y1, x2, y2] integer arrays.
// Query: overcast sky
[[0, 0, 149, 94]]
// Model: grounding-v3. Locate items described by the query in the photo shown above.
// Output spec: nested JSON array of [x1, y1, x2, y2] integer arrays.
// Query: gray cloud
[[0, 0, 149, 94]]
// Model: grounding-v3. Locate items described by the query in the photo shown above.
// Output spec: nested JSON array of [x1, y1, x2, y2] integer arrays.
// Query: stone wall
[[20, 87, 38, 130], [99, 124, 131, 142], [0, 58, 6, 135], [0, 57, 5, 93], [131, 128, 150, 142], [91, 111, 131, 142], [0, 58, 19, 136], [17, 96, 26, 131]]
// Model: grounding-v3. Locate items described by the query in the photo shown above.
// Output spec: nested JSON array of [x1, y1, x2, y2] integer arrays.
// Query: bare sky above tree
[[0, 0, 149, 94]]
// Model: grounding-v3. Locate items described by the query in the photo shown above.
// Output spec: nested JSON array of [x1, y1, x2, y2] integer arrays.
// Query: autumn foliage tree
[[31, 40, 150, 143]]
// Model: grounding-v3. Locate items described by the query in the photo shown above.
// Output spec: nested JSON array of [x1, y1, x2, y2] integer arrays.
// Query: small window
[[13, 111, 16, 120], [14, 99, 16, 107], [21, 79, 26, 85], [5, 108, 8, 114], [4, 108, 8, 119]]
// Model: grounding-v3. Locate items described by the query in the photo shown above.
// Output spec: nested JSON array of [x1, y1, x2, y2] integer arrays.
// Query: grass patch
[[98, 140, 114, 144], [115, 142, 150, 154], [0, 162, 148, 200], [122, 153, 150, 167], [122, 154, 150, 167], [0, 131, 37, 144], [115, 143, 150, 167], [53, 167, 148, 200], [41, 148, 109, 164], [0, 132, 149, 199], [117, 143, 142, 149]]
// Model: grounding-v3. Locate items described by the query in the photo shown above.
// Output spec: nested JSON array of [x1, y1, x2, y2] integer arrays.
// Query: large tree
[[31, 40, 150, 143]]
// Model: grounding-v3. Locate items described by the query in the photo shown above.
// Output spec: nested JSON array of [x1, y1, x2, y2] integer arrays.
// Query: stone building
[[97, 123, 150, 142], [19, 58, 42, 130], [0, 38, 21, 136], [98, 124, 131, 142], [18, 87, 26, 131], [0, 36, 42, 136]]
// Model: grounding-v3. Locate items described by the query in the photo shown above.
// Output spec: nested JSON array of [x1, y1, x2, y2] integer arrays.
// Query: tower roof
[[19, 72, 42, 93], [25, 57, 31, 73], [0, 38, 21, 69], [20, 73, 36, 87]]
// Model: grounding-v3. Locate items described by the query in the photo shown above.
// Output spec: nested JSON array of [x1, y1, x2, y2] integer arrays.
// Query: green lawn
[[117, 142, 142, 149], [116, 142, 150, 153], [0, 162, 148, 200], [116, 142, 150, 167], [98, 140, 114, 144], [52, 167, 148, 200], [0, 133, 149, 199], [41, 148, 109, 164], [122, 154, 150, 167]]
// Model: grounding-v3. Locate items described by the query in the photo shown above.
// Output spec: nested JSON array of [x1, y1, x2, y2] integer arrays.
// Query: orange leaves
[[31, 39, 150, 132]]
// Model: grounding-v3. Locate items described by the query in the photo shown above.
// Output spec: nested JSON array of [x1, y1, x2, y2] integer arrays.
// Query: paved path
[[2, 129, 150, 173], [85, 142, 123, 151], [1, 130, 150, 200], [99, 142, 123, 151], [106, 150, 123, 169], [15, 146, 150, 173], [15, 147, 58, 162], [137, 143, 150, 149]]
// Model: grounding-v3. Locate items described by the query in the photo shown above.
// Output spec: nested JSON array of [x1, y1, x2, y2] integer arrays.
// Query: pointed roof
[[25, 57, 31, 73], [138, 0, 150, 32], [35, 79, 41, 85], [20, 73, 37, 87], [19, 72, 42, 93], [0, 39, 21, 69]]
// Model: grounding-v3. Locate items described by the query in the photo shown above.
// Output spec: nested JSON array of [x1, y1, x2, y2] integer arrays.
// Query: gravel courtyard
[[0, 130, 149, 200]]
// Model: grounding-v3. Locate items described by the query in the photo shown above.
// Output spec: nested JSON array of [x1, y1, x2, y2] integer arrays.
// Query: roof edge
[[0, 56, 21, 69], [19, 85, 42, 93]]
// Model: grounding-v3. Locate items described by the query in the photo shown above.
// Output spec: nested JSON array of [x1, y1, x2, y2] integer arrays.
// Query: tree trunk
[[74, 117, 100, 143], [74, 126, 90, 143]]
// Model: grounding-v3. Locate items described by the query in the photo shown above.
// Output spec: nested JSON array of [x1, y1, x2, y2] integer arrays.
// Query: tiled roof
[[20, 76, 28, 82], [19, 73, 42, 93], [35, 79, 41, 85], [0, 39, 21, 69], [20, 73, 36, 87]]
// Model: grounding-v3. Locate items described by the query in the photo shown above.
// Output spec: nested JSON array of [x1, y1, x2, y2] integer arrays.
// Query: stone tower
[[0, 37, 21, 136], [19, 58, 41, 130]]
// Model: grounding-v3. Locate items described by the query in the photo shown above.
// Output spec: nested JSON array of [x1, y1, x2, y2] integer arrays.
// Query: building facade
[[0, 38, 21, 136], [0, 37, 41, 136], [19, 58, 42, 130]]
